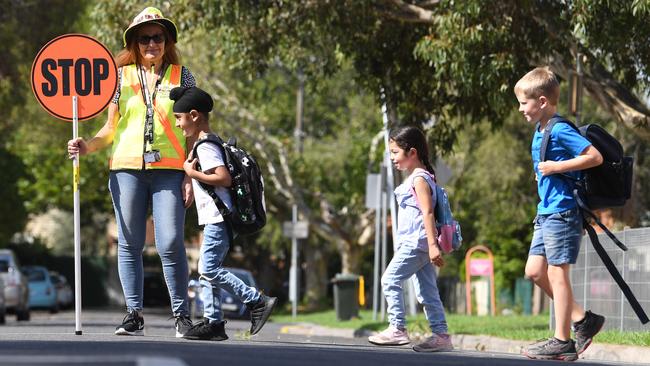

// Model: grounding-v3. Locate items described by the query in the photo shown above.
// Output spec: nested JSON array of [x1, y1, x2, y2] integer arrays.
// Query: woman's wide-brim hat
[[123, 7, 178, 47]]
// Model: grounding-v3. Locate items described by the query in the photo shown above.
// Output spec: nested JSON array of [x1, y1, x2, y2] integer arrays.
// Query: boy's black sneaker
[[574, 310, 606, 354], [182, 318, 228, 341], [248, 295, 277, 335], [174, 315, 193, 338], [523, 337, 578, 361], [114, 310, 144, 336]]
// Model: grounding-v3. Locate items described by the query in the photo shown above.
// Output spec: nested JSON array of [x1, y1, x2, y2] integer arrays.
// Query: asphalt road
[[0, 309, 638, 366]]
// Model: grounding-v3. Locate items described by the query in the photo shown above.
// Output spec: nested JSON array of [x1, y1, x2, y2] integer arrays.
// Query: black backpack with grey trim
[[192, 133, 266, 237]]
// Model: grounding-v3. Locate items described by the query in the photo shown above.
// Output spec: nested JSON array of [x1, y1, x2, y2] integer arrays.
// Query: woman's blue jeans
[[109, 170, 189, 316], [381, 244, 448, 334]]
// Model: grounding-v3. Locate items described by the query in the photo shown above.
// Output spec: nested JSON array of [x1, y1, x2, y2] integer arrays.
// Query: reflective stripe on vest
[[110, 64, 185, 170]]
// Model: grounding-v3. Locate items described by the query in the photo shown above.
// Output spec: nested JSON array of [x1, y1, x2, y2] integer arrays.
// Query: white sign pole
[[370, 173, 382, 321], [72, 96, 82, 335], [289, 204, 299, 318]]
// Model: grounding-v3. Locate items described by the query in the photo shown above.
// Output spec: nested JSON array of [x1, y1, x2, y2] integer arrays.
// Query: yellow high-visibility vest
[[110, 64, 185, 170]]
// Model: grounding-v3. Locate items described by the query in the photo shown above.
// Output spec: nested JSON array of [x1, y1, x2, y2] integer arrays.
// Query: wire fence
[[569, 226, 650, 332]]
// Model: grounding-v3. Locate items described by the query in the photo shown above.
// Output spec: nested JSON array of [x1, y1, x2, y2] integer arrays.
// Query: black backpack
[[192, 133, 266, 238], [540, 117, 648, 324], [540, 118, 633, 210]]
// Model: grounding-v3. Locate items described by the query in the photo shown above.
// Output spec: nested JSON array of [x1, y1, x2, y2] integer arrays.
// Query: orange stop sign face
[[31, 34, 118, 121]]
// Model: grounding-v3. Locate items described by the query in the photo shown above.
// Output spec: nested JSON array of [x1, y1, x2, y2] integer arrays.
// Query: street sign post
[[283, 216, 309, 317], [282, 221, 309, 239], [30, 34, 117, 335]]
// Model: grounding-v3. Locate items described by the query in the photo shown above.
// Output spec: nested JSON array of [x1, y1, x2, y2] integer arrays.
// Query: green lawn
[[272, 310, 650, 347]]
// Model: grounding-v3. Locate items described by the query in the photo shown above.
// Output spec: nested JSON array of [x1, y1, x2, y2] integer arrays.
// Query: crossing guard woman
[[67, 6, 195, 337]]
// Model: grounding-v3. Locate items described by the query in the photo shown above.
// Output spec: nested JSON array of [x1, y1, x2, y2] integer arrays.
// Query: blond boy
[[514, 67, 605, 361]]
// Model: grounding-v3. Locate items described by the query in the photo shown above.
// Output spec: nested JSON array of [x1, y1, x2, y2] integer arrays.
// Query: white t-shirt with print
[[192, 142, 233, 225]]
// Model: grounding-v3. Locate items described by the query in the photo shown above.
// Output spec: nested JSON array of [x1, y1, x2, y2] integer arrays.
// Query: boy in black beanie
[[171, 86, 277, 341]]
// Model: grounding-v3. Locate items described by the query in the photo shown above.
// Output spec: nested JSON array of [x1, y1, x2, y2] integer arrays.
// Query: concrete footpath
[[279, 323, 650, 365]]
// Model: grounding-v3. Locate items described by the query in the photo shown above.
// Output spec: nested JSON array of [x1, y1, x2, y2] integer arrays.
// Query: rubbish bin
[[332, 273, 359, 321]]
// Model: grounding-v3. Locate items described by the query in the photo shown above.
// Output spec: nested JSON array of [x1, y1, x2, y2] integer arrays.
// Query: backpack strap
[[539, 116, 579, 162], [578, 193, 649, 324], [408, 169, 436, 210], [192, 133, 231, 218], [540, 116, 584, 186]]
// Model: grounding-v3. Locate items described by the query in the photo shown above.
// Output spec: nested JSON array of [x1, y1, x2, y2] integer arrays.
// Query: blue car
[[23, 266, 58, 313], [188, 267, 257, 319]]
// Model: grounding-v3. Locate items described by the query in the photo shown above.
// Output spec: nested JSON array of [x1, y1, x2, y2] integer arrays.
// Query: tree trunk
[[338, 238, 361, 275], [303, 242, 328, 311]]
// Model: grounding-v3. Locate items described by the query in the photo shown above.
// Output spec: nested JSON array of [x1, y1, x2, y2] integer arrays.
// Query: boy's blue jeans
[[109, 170, 189, 316], [381, 244, 448, 334], [199, 222, 260, 322], [529, 208, 582, 265]]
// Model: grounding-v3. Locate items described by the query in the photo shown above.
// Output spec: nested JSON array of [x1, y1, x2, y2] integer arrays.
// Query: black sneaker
[[523, 337, 577, 361], [182, 318, 228, 341], [574, 310, 606, 354], [114, 310, 144, 336], [174, 315, 193, 338], [248, 295, 277, 335]]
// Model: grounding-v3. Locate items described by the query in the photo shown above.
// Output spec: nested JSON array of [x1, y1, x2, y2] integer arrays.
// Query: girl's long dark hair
[[389, 125, 436, 181]]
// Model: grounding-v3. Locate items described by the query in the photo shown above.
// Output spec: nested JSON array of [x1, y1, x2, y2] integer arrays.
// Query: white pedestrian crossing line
[[0, 355, 188, 365]]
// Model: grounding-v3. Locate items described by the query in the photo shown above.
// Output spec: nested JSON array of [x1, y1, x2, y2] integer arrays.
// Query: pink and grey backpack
[[410, 171, 462, 254]]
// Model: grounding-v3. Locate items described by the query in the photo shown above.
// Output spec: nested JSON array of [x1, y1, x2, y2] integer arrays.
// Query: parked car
[[0, 249, 30, 321], [0, 268, 6, 324], [49, 271, 73, 309], [188, 267, 258, 319], [23, 266, 58, 313]]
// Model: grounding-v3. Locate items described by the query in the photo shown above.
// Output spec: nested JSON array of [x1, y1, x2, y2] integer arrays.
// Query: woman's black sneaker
[[182, 318, 228, 341], [523, 337, 578, 361], [114, 310, 144, 336], [574, 310, 606, 354], [174, 315, 193, 338], [248, 295, 277, 335]]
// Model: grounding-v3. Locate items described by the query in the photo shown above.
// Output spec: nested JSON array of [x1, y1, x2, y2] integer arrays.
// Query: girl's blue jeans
[[381, 244, 448, 334], [199, 222, 260, 322], [109, 169, 189, 316]]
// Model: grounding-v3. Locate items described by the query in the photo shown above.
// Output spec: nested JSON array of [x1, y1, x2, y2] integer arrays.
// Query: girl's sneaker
[[413, 333, 453, 352], [368, 326, 410, 345]]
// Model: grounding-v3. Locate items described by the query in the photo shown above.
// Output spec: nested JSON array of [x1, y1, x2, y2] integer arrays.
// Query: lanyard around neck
[[137, 64, 165, 147]]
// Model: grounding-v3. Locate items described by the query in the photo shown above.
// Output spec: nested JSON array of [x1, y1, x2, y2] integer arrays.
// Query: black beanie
[[170, 86, 214, 113]]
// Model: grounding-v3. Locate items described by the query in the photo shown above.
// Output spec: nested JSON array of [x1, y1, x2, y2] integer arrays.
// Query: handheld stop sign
[[31, 33, 117, 121], [31, 34, 117, 336]]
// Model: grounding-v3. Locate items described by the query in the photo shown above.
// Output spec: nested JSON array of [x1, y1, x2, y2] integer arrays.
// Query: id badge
[[143, 150, 161, 163]]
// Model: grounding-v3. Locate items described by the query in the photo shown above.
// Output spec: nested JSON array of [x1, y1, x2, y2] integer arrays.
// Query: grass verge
[[272, 310, 650, 347]]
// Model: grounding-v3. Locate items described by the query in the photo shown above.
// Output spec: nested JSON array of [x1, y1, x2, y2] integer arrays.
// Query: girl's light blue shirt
[[394, 168, 437, 252]]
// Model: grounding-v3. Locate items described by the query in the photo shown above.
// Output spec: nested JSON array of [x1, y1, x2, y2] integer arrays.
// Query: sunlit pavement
[[0, 309, 643, 366]]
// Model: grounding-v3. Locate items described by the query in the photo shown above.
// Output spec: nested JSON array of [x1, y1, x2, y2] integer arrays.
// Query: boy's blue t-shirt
[[531, 119, 591, 215]]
